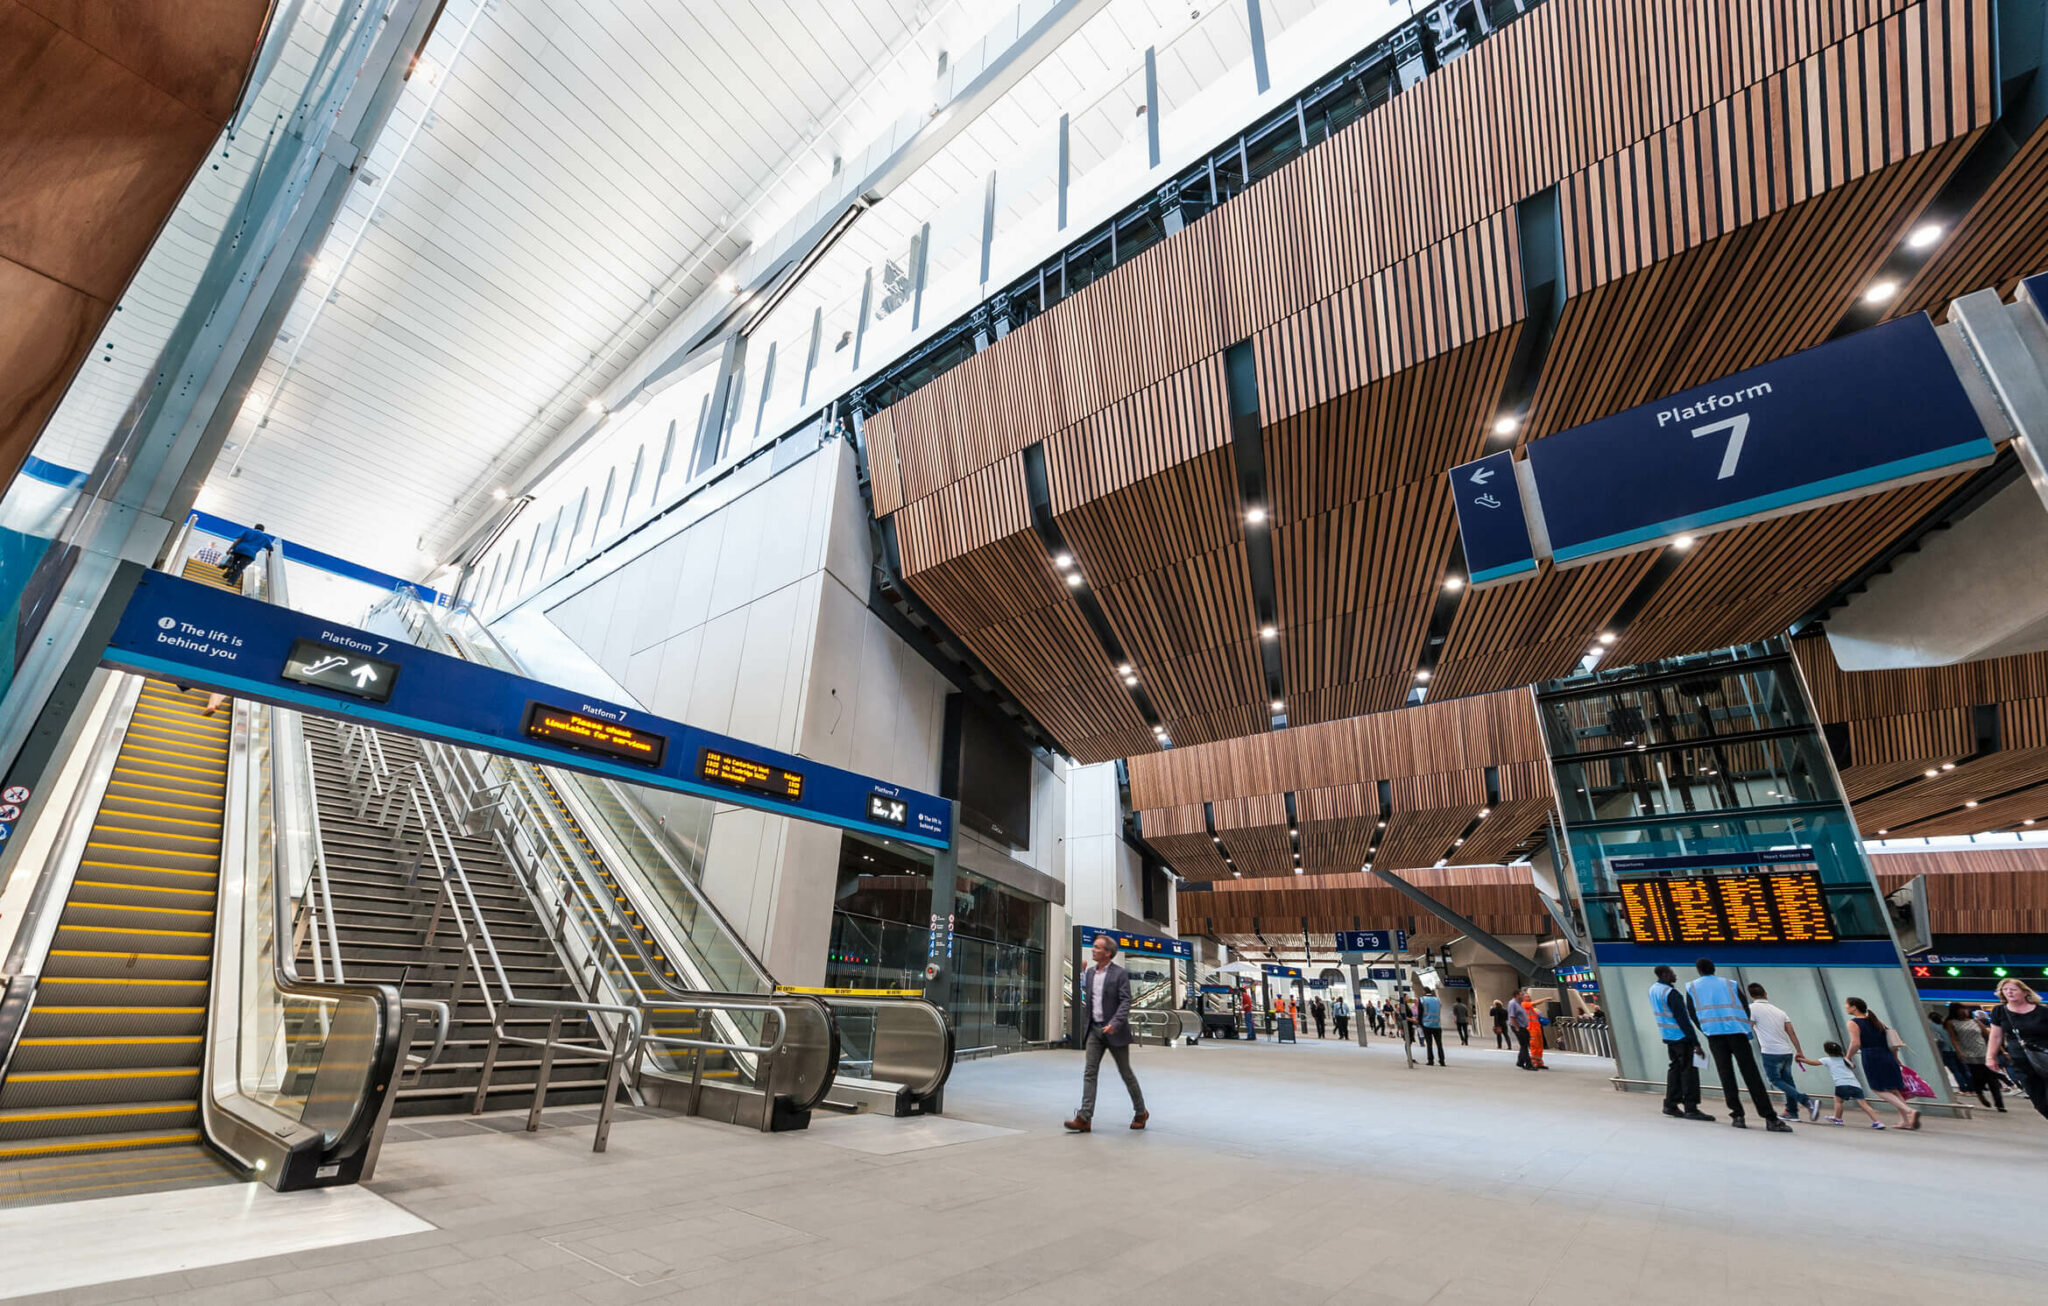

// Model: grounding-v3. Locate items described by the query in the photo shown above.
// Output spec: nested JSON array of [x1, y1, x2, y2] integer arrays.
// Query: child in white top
[[1820, 1040, 1885, 1128]]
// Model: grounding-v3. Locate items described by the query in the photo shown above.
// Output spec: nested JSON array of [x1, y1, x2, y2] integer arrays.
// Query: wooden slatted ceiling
[[1889, 781, 2048, 837], [1179, 867, 1551, 941], [1872, 847, 2048, 878], [1450, 794, 1557, 867], [875, 0, 1997, 766], [1876, 867, 2048, 934], [1854, 748, 2048, 831], [1126, 686, 1545, 810], [1794, 634, 2048, 724], [1896, 119, 2048, 320]]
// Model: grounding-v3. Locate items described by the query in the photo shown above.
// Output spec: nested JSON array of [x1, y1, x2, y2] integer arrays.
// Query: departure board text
[[522, 703, 668, 767], [698, 748, 805, 802], [1619, 870, 1837, 945]]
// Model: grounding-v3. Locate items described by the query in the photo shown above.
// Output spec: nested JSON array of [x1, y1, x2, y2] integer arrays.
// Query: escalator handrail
[[478, 756, 845, 1110]]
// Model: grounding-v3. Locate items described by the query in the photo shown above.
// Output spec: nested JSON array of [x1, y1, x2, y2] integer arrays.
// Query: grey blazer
[[1083, 962, 1134, 1047]]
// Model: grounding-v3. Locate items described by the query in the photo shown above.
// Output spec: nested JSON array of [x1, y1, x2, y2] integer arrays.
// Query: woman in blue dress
[[1845, 997, 1922, 1130]]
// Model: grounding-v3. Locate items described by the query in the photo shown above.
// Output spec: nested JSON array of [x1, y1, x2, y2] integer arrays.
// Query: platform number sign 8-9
[[1692, 412, 1751, 480]]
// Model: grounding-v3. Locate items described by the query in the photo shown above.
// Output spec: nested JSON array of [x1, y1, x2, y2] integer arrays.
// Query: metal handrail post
[[526, 1011, 562, 1132]]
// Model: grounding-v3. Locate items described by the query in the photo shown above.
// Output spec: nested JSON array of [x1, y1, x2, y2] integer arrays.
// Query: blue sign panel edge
[[106, 572, 952, 849], [1548, 438, 1994, 565]]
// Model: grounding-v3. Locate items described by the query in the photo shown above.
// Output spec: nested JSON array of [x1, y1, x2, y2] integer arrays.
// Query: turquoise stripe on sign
[[103, 648, 951, 850], [1549, 440, 1993, 563], [1470, 558, 1539, 584]]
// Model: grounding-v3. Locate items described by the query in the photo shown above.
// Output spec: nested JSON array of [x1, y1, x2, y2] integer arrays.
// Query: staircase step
[[0, 1100, 199, 1142]]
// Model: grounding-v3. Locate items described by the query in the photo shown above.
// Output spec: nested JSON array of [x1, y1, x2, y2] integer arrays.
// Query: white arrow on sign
[[348, 665, 380, 689], [1468, 466, 1495, 485]]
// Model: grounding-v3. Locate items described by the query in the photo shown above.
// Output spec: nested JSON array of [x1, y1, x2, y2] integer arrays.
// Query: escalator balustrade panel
[[0, 561, 241, 1201]]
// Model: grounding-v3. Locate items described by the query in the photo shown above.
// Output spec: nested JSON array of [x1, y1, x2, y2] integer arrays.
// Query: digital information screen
[[866, 792, 908, 828], [281, 639, 401, 704], [522, 703, 668, 767], [1619, 870, 1837, 945], [698, 748, 805, 802]]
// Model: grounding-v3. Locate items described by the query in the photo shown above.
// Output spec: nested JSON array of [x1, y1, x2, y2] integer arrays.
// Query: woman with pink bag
[[1844, 997, 1922, 1130]]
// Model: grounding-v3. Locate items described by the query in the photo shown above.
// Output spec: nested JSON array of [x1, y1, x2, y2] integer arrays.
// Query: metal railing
[[1546, 1017, 1615, 1059]]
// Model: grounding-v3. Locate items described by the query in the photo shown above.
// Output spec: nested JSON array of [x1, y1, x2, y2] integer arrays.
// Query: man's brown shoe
[[1063, 1117, 1091, 1132], [1130, 1111, 1150, 1130]]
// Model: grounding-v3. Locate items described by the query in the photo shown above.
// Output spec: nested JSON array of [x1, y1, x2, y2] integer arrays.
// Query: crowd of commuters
[[1633, 955, 2048, 1133]]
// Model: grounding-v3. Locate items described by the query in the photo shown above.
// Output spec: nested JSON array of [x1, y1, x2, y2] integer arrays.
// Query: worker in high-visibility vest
[[1519, 991, 1547, 1068], [1685, 958, 1790, 1132], [1648, 964, 1713, 1121]]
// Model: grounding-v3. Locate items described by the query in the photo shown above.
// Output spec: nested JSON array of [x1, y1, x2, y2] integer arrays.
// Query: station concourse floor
[[6, 1034, 2043, 1305]]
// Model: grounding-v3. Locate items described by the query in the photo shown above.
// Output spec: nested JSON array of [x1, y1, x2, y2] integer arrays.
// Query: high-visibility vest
[[1686, 974, 1749, 1036], [1648, 981, 1685, 1042]]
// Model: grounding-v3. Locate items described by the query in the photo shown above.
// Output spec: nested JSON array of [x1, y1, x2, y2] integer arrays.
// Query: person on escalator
[[219, 523, 275, 586]]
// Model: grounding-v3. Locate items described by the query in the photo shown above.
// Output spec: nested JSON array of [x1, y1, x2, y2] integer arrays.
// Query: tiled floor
[[12, 1036, 2046, 1304]]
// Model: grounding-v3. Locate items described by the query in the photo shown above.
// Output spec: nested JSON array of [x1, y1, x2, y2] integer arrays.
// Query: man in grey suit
[[1066, 934, 1149, 1132]]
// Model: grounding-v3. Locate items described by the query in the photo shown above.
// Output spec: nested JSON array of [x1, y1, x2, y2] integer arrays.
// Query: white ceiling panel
[[205, 0, 931, 576]]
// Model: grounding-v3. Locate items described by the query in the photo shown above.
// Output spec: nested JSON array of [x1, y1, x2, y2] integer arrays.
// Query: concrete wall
[[528, 439, 951, 984]]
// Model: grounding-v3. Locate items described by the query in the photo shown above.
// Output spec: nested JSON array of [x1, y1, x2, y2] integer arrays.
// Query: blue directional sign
[[1262, 963, 1304, 979], [1608, 847, 1815, 874], [1366, 966, 1401, 981], [1445, 450, 1539, 585], [1336, 929, 1408, 953], [104, 570, 953, 849], [1524, 313, 1996, 566]]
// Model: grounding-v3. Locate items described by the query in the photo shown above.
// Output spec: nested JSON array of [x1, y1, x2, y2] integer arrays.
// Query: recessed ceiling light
[[716, 272, 739, 295], [1270, 699, 1283, 711], [1865, 279, 1900, 304], [1877, 828, 1889, 835], [1377, 820, 1386, 829], [1906, 223, 1944, 250], [1123, 675, 1138, 686], [492, 487, 509, 501], [1054, 553, 1073, 569], [1064, 573, 1083, 587], [1118, 662, 1132, 674], [1444, 576, 1465, 592], [1415, 670, 1431, 681], [1940, 761, 1956, 771], [1966, 800, 1980, 808], [1673, 535, 1695, 550], [1294, 867, 1303, 874], [1260, 625, 1277, 640], [1289, 828, 1298, 836], [2026, 819, 2038, 826], [1493, 416, 1519, 436], [1925, 769, 1939, 778], [1479, 808, 1490, 818], [1245, 505, 1267, 526], [1234, 870, 1242, 877], [1599, 632, 1616, 644], [585, 399, 606, 415]]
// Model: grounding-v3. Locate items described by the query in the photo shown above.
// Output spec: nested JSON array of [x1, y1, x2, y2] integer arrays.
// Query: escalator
[[0, 549, 425, 1205], [371, 590, 954, 1123]]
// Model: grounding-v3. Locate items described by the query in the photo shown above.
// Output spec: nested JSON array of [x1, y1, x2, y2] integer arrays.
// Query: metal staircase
[[300, 723, 620, 1116]]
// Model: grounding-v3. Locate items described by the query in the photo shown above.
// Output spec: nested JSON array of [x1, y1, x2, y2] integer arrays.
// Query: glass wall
[[825, 834, 1048, 1052], [1537, 641, 1950, 1105]]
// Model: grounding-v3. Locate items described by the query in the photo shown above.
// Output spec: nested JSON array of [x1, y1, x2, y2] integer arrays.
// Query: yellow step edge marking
[[0, 1132, 201, 1158], [113, 762, 220, 782], [19, 1036, 203, 1046], [127, 714, 228, 739], [0, 1147, 209, 1175], [55, 925, 211, 939], [39, 976, 207, 986], [0, 1104, 195, 1123], [122, 734, 228, 755], [79, 861, 218, 879], [34, 1006, 206, 1015], [107, 793, 223, 814], [8, 1069, 197, 1083], [65, 901, 213, 918], [3, 1169, 226, 1201], [49, 949, 213, 961], [82, 843, 221, 861], [88, 826, 224, 846], [94, 809, 224, 831], [72, 880, 216, 898]]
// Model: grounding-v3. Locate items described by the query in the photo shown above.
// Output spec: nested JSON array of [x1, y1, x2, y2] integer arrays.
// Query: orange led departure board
[[522, 703, 667, 767], [697, 748, 805, 802], [1619, 871, 1836, 945]]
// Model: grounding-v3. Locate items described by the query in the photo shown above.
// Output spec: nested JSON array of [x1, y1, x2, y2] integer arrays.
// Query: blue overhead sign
[[1525, 314, 1994, 565], [1336, 929, 1408, 953], [1366, 966, 1401, 981], [1445, 450, 1539, 586], [1262, 964, 1304, 979], [1079, 926, 1192, 959], [104, 570, 953, 849]]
